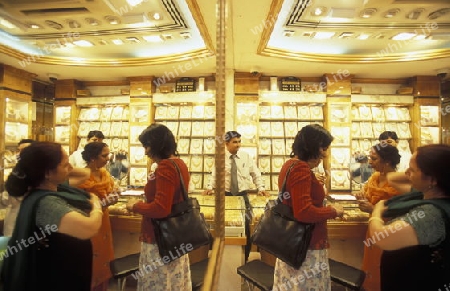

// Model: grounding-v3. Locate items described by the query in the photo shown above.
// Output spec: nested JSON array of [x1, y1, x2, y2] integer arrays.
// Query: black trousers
[[225, 191, 252, 262]]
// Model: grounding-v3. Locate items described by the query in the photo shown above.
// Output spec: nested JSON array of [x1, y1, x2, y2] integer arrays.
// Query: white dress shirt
[[69, 149, 87, 168], [205, 150, 265, 192]]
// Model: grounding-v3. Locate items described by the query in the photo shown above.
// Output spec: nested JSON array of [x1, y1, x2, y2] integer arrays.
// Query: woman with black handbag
[[126, 124, 192, 291], [272, 124, 344, 291]]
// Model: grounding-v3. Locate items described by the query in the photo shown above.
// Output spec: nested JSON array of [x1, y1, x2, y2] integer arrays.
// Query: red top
[[278, 158, 337, 250], [132, 158, 190, 244]]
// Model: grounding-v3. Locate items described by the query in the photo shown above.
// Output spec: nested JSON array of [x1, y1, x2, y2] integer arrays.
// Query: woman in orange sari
[[355, 143, 401, 291], [77, 142, 118, 291]]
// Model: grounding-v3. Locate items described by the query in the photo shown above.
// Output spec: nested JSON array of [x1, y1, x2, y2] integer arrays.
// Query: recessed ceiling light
[[384, 8, 400, 18], [67, 20, 81, 28], [142, 35, 163, 42], [360, 8, 377, 19], [313, 32, 335, 39], [149, 12, 162, 21], [98, 40, 108, 45], [162, 34, 173, 40], [414, 34, 427, 40], [0, 17, 17, 29], [26, 23, 41, 29], [312, 7, 327, 16], [126, 0, 144, 7], [357, 34, 370, 40], [392, 32, 416, 40], [339, 32, 354, 39], [105, 16, 120, 25], [179, 32, 191, 39], [126, 37, 140, 43], [85, 18, 100, 26], [283, 30, 295, 37], [407, 8, 424, 20], [73, 40, 94, 47], [428, 8, 450, 20], [111, 39, 124, 45], [302, 32, 313, 37]]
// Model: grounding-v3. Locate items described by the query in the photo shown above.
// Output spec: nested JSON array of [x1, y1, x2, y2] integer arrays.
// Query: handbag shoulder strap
[[168, 159, 189, 201], [277, 160, 300, 204]]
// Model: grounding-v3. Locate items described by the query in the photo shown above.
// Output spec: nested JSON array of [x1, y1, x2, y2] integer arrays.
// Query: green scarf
[[383, 190, 450, 271], [1, 184, 91, 291]]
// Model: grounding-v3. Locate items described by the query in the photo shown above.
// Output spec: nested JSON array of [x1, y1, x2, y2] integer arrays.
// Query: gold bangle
[[91, 209, 103, 216], [368, 217, 384, 224]]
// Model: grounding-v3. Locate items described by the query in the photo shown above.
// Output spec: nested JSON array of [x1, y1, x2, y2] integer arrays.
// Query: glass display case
[[3, 97, 31, 183]]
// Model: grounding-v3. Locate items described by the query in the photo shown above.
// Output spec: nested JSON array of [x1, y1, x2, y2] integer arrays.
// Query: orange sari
[[362, 171, 400, 291], [77, 168, 115, 291]]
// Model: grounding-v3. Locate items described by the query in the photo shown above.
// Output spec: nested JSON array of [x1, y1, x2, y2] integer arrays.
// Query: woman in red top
[[272, 124, 344, 291], [126, 123, 192, 291]]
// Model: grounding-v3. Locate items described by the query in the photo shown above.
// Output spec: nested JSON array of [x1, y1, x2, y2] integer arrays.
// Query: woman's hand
[[126, 197, 141, 212], [358, 200, 374, 213], [354, 190, 366, 201], [333, 204, 345, 217]]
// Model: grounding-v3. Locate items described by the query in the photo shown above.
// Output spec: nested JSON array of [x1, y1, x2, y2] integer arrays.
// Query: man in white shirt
[[203, 130, 267, 261], [378, 130, 411, 172], [69, 130, 105, 168]]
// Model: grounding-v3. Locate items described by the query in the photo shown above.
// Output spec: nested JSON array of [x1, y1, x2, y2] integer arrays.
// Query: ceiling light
[[126, 0, 144, 7], [392, 32, 416, 40], [302, 32, 313, 37], [126, 37, 140, 43], [142, 35, 163, 42], [162, 34, 173, 40], [407, 8, 424, 20], [312, 7, 327, 16], [111, 39, 124, 45], [0, 17, 17, 29], [73, 40, 94, 47], [384, 8, 400, 18], [45, 20, 63, 30], [149, 12, 162, 21], [360, 8, 377, 18], [179, 32, 191, 39], [414, 35, 427, 40], [105, 16, 120, 25], [358, 34, 370, 40], [85, 18, 100, 26], [375, 34, 385, 39], [313, 32, 335, 39], [339, 32, 354, 39], [67, 20, 81, 28], [428, 8, 450, 20], [99, 40, 108, 45], [283, 30, 295, 37], [26, 23, 41, 29]]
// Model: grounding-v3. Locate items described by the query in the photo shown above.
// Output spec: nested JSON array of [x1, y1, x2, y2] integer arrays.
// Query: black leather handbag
[[152, 160, 212, 262], [251, 162, 314, 269]]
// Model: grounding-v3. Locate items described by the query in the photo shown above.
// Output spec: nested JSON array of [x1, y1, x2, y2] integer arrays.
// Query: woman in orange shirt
[[77, 142, 118, 291], [356, 143, 401, 291]]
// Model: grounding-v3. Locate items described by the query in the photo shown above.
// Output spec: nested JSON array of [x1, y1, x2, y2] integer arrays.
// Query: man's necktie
[[230, 154, 239, 195]]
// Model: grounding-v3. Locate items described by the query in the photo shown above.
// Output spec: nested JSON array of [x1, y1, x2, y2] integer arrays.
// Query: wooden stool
[[109, 253, 140, 291]]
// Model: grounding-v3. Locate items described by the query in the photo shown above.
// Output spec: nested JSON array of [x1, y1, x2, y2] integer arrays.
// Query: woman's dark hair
[[291, 124, 334, 160], [416, 144, 450, 195], [372, 143, 401, 169], [138, 123, 177, 160], [5, 142, 63, 197], [87, 130, 105, 140], [82, 142, 108, 162], [378, 131, 399, 141]]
